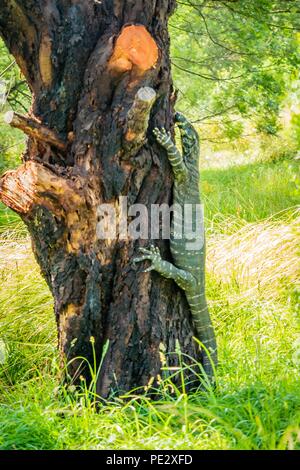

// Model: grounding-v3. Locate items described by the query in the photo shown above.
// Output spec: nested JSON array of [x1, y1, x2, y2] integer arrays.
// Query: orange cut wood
[[109, 25, 158, 74]]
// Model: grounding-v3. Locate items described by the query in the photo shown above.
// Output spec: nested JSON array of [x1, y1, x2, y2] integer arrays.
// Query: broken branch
[[4, 111, 67, 151], [0, 161, 81, 216]]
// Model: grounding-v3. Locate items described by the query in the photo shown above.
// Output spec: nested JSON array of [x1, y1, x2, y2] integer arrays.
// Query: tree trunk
[[0, 0, 203, 397]]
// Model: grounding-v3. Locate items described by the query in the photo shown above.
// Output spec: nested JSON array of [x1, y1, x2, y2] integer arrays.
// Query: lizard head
[[175, 112, 199, 164]]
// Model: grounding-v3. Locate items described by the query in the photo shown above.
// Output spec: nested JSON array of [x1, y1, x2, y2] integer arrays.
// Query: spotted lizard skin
[[134, 112, 217, 381]]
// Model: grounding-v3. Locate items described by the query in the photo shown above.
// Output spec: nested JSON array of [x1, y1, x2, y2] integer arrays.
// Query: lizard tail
[[190, 302, 218, 382]]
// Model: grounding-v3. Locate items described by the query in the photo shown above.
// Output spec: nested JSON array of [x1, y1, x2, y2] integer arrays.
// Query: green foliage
[[1, 2, 299, 144], [287, 75, 300, 146], [0, 40, 27, 228], [0, 42, 27, 172], [171, 0, 300, 139], [0, 41, 30, 113], [292, 113, 300, 145]]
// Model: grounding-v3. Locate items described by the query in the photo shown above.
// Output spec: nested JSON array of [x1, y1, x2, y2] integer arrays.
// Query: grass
[[0, 151, 299, 450], [201, 159, 300, 231]]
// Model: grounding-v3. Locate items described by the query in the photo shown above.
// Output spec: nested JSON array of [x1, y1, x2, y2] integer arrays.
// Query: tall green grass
[[0, 156, 299, 450], [201, 159, 300, 232]]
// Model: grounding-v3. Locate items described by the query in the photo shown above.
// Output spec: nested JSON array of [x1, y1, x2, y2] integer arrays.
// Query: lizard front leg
[[153, 128, 187, 181], [133, 245, 195, 291]]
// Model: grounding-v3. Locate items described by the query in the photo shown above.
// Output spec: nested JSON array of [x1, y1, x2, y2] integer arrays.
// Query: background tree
[[171, 0, 300, 141], [0, 0, 206, 398]]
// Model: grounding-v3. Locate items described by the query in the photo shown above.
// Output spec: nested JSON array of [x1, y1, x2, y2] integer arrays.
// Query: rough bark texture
[[0, 0, 203, 397]]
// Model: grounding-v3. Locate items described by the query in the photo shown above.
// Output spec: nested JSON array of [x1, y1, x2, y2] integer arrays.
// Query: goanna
[[134, 112, 217, 381]]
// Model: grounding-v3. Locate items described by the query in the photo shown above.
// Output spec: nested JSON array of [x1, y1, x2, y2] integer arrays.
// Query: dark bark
[[0, 0, 203, 397]]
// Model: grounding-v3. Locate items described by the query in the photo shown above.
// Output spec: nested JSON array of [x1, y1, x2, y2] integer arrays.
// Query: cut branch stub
[[108, 25, 159, 75], [124, 87, 157, 157], [4, 111, 67, 151]]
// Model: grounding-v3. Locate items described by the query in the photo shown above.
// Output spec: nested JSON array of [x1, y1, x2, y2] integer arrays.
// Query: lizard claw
[[153, 127, 170, 146], [143, 266, 154, 273], [138, 247, 151, 255], [133, 245, 162, 271]]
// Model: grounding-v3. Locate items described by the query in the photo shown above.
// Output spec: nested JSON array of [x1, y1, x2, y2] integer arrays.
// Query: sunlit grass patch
[[206, 209, 299, 392], [207, 208, 300, 301], [202, 159, 300, 229], [0, 231, 55, 386], [0, 364, 299, 450]]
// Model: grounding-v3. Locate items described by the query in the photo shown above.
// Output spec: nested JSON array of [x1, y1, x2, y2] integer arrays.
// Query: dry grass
[[207, 209, 300, 303]]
